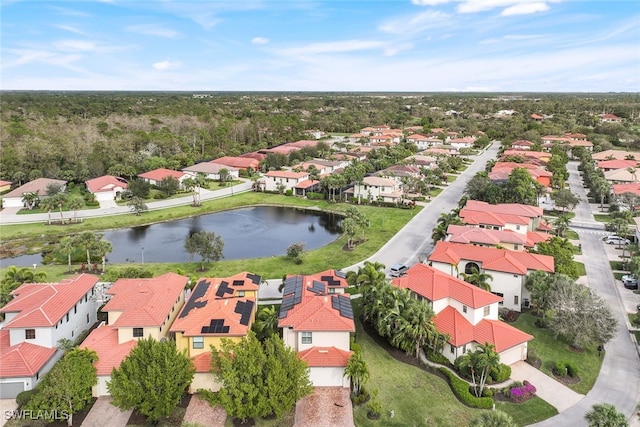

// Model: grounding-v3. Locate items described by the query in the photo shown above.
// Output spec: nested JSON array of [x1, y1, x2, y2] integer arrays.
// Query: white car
[[605, 235, 631, 245]]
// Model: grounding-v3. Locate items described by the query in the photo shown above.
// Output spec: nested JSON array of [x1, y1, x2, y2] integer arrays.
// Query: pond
[[1, 206, 342, 267]]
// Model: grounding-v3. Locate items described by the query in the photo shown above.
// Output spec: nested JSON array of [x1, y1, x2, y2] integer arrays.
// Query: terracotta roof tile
[[392, 263, 502, 308], [0, 330, 57, 378], [192, 352, 212, 373], [81, 324, 137, 376], [103, 272, 187, 327], [463, 200, 543, 218], [428, 242, 554, 275], [447, 224, 527, 246], [3, 178, 67, 198], [85, 175, 128, 193], [278, 296, 355, 332], [1, 274, 100, 328], [265, 170, 309, 179], [434, 306, 474, 347], [298, 346, 352, 367], [138, 168, 185, 181], [211, 156, 260, 170]]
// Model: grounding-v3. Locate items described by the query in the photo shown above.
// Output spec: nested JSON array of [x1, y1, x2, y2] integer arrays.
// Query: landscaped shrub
[[351, 386, 370, 406], [565, 361, 579, 377], [481, 387, 494, 398], [439, 367, 494, 409], [153, 192, 167, 199], [554, 360, 568, 377], [526, 348, 541, 367], [490, 363, 512, 383], [16, 388, 38, 407], [453, 356, 471, 378], [306, 192, 324, 200], [424, 348, 451, 366], [285, 189, 293, 196], [509, 380, 537, 403]]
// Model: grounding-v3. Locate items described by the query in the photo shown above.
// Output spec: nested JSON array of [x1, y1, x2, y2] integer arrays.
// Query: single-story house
[[138, 168, 186, 186], [86, 175, 128, 202], [0, 180, 12, 193], [1, 178, 67, 208], [182, 162, 239, 181], [211, 156, 261, 171]]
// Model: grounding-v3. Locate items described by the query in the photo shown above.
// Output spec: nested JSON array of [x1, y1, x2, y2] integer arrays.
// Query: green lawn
[[564, 230, 579, 240], [512, 312, 603, 394], [496, 398, 558, 427], [543, 210, 575, 219], [447, 174, 457, 183], [573, 262, 587, 277], [593, 214, 611, 223], [429, 188, 444, 197], [0, 194, 421, 280]]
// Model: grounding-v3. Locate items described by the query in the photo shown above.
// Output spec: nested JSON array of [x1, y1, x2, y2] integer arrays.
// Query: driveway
[[81, 397, 132, 427], [0, 399, 18, 427], [294, 387, 353, 427]]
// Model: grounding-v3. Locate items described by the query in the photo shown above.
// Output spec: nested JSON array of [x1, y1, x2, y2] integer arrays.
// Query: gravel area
[[294, 387, 354, 427], [182, 395, 227, 427]]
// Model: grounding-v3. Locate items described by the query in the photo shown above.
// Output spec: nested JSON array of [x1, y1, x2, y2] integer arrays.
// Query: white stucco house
[[348, 176, 403, 203], [0, 274, 100, 398], [85, 175, 128, 202], [392, 263, 533, 365], [183, 162, 239, 181], [278, 270, 353, 387], [1, 178, 67, 209], [262, 170, 310, 193]]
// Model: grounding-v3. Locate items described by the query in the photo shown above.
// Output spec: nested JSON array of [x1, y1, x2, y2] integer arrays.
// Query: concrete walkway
[[81, 397, 132, 427], [510, 361, 584, 412]]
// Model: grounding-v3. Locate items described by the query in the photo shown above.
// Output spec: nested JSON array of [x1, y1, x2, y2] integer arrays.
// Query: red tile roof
[[211, 156, 260, 170], [1, 274, 100, 328], [511, 139, 535, 146], [597, 160, 639, 170], [295, 179, 320, 189], [102, 272, 187, 327], [447, 224, 527, 246], [0, 180, 12, 187], [434, 306, 533, 352], [81, 324, 137, 376], [0, 330, 57, 378], [85, 175, 128, 193], [392, 263, 502, 308], [183, 162, 238, 175], [239, 152, 267, 161], [428, 241, 554, 275], [612, 183, 640, 196], [460, 209, 530, 226], [192, 352, 212, 373], [278, 296, 355, 332], [463, 200, 543, 218], [265, 170, 309, 179], [138, 168, 185, 181], [298, 346, 352, 367], [526, 231, 552, 247]]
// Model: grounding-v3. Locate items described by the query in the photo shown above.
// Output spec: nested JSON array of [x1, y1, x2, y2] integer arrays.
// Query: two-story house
[[278, 270, 353, 388], [461, 200, 551, 233], [446, 224, 528, 251], [348, 176, 403, 203], [262, 170, 310, 193], [428, 241, 554, 312], [0, 274, 100, 398], [392, 264, 533, 364], [170, 272, 261, 393], [81, 272, 187, 396]]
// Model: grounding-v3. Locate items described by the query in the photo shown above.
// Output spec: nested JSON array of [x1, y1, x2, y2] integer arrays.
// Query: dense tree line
[[1, 92, 638, 183]]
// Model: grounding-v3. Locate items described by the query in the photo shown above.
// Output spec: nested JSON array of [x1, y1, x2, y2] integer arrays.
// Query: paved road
[[530, 161, 640, 427]]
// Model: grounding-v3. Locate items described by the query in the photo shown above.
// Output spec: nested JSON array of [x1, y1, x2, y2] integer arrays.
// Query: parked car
[[622, 275, 639, 289], [389, 263, 409, 278], [605, 235, 631, 245]]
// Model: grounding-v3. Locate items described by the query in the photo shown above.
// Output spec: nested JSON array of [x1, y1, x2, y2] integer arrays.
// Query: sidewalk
[[510, 361, 584, 412], [81, 397, 132, 427]]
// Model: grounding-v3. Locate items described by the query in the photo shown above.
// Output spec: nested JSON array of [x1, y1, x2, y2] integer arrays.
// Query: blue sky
[[2, 0, 639, 92]]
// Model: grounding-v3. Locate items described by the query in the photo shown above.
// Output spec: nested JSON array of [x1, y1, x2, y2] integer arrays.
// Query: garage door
[[0, 382, 25, 398]]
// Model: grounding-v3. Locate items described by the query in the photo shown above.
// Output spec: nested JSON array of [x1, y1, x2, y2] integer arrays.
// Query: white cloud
[[411, 0, 452, 5], [53, 40, 97, 52], [278, 39, 387, 56], [384, 42, 414, 57], [124, 24, 181, 38], [501, 2, 549, 16], [379, 11, 451, 35], [251, 37, 269, 45], [53, 25, 87, 35], [152, 60, 182, 70]]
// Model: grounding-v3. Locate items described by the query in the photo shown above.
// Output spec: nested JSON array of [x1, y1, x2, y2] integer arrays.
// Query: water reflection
[[1, 206, 342, 267]]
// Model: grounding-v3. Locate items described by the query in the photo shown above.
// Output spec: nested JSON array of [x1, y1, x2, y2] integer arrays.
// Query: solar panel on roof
[[234, 300, 254, 326], [335, 270, 347, 279], [320, 275, 340, 286], [232, 280, 245, 286], [307, 280, 325, 294], [247, 273, 261, 285], [331, 295, 354, 319], [215, 281, 234, 298], [180, 280, 210, 318]]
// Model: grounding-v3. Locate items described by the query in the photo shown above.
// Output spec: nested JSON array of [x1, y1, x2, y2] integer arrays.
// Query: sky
[[1, 0, 639, 92]]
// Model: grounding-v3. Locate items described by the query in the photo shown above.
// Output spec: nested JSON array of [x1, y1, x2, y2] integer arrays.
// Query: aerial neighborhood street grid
[[1, 1, 639, 427]]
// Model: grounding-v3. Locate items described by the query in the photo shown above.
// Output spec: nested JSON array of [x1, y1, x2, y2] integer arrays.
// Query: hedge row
[[439, 367, 494, 409]]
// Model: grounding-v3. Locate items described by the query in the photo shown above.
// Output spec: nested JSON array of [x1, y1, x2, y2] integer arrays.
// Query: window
[[328, 287, 336, 294], [74, 304, 77, 314], [450, 344, 455, 354], [514, 295, 519, 305], [464, 262, 481, 275], [484, 306, 490, 316], [25, 329, 36, 340], [133, 328, 143, 338], [237, 291, 245, 297], [301, 332, 312, 344], [462, 305, 467, 313], [71, 330, 74, 338], [193, 337, 204, 349], [463, 345, 467, 354], [493, 292, 504, 305], [86, 313, 90, 324], [514, 244, 519, 250], [516, 225, 521, 230], [66, 313, 69, 322]]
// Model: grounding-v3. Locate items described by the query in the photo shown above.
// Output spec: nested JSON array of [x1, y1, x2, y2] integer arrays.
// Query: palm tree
[[40, 196, 56, 224], [432, 211, 462, 244], [52, 192, 68, 221], [553, 213, 571, 238], [584, 403, 628, 427], [461, 267, 493, 291], [469, 410, 517, 427], [345, 351, 369, 396], [21, 192, 39, 210], [94, 239, 113, 273], [127, 196, 148, 216], [59, 237, 76, 274], [457, 343, 500, 397], [75, 232, 98, 266], [346, 261, 386, 291], [394, 299, 436, 358], [524, 270, 551, 317], [67, 196, 84, 222], [253, 305, 279, 340]]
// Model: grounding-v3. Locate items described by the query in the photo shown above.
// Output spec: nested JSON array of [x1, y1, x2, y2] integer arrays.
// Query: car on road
[[622, 275, 639, 289], [605, 235, 631, 245], [389, 263, 409, 278]]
